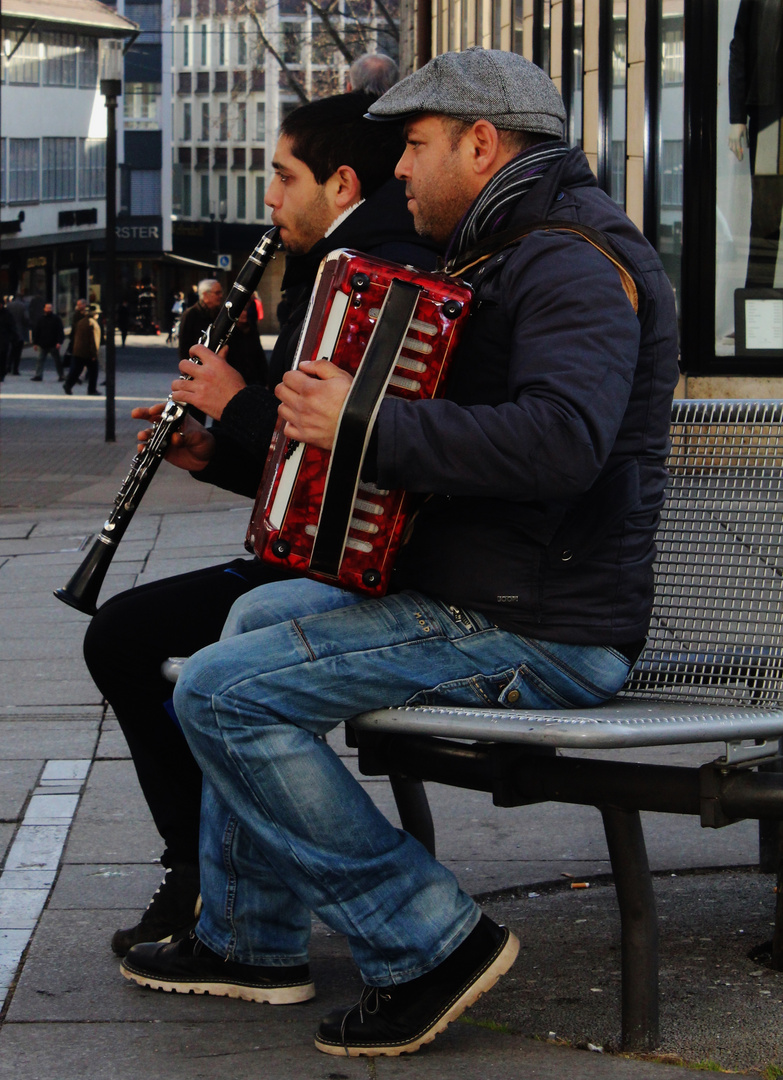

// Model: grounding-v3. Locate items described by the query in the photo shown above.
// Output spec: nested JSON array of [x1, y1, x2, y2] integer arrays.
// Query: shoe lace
[[339, 985, 393, 1053]]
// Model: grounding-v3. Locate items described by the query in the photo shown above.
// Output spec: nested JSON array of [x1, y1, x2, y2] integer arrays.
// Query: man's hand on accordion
[[276, 359, 353, 450]]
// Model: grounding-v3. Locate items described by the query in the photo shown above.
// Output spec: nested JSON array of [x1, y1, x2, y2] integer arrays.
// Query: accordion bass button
[[271, 539, 291, 559], [362, 569, 382, 589]]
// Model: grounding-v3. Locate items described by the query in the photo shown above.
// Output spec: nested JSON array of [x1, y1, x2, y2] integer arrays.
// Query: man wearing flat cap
[[120, 50, 679, 1058]]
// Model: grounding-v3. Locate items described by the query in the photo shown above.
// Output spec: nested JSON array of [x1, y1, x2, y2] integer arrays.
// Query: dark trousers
[[82, 557, 291, 866], [7, 340, 23, 374], [64, 353, 97, 393]]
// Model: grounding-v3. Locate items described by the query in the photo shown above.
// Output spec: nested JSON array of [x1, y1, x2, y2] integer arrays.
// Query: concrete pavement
[[0, 337, 781, 1077]]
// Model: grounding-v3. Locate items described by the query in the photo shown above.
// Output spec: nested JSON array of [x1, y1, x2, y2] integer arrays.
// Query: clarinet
[[54, 226, 281, 615]]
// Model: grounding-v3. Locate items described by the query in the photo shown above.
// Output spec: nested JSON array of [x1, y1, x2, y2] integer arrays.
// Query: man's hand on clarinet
[[132, 403, 216, 472], [170, 344, 247, 421], [276, 360, 353, 450]]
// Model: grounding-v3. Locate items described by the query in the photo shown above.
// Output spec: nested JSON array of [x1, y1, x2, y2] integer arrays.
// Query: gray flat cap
[[367, 47, 566, 136]]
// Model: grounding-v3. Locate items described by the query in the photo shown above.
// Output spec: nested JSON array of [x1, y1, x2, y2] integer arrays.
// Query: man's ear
[[467, 120, 506, 176], [328, 165, 362, 209]]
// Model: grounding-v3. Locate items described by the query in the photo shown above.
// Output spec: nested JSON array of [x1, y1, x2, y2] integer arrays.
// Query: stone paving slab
[[0, 1021, 692, 1080], [0, 722, 98, 759]]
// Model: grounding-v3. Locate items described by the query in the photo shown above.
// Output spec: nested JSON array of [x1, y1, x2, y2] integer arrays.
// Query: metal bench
[[348, 398, 783, 1051]]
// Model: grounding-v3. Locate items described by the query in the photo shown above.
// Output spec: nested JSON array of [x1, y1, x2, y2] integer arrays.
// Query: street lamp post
[[99, 39, 123, 443]]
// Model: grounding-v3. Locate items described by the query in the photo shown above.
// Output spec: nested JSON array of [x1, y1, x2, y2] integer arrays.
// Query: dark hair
[[280, 91, 404, 198]]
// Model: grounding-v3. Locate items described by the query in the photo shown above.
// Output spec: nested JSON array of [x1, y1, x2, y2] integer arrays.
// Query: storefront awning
[[161, 253, 221, 271]]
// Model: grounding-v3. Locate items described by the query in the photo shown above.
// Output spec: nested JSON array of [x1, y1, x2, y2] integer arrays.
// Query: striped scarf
[[445, 141, 570, 268]]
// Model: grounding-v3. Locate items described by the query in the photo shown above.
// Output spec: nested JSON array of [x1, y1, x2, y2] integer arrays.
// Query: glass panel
[[716, 0, 783, 358], [542, 0, 551, 73], [237, 173, 246, 218], [570, 0, 583, 147], [609, 0, 627, 206], [658, 0, 685, 315]]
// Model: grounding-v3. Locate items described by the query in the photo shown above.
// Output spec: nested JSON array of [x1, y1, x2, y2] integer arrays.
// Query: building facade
[[402, 0, 783, 387], [0, 0, 137, 322], [168, 0, 400, 326]]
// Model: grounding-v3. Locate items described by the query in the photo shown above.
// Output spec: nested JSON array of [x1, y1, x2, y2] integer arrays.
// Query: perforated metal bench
[[348, 398, 783, 1051]]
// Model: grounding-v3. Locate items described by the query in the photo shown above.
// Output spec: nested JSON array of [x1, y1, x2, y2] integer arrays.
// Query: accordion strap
[[446, 220, 639, 314], [310, 277, 422, 578]]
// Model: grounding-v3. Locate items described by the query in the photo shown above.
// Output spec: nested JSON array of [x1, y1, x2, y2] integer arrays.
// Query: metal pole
[[103, 89, 118, 443]]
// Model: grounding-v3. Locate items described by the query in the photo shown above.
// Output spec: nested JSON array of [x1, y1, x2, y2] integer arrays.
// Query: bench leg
[[600, 805, 660, 1052], [389, 775, 436, 856]]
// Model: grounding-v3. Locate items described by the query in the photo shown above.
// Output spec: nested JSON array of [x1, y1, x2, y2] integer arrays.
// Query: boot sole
[[314, 928, 520, 1057], [120, 963, 315, 1005]]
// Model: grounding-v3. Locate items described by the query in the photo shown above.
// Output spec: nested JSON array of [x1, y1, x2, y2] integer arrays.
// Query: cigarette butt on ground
[[571, 882, 590, 889]]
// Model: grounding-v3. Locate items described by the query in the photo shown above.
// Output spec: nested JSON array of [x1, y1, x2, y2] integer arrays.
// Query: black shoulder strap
[[446, 220, 640, 315]]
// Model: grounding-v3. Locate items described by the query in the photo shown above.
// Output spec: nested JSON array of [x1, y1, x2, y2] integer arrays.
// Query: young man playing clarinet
[[119, 49, 680, 1058], [84, 91, 437, 957]]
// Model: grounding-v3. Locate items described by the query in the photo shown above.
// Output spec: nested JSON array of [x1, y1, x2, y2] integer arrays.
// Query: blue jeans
[[173, 580, 632, 985]]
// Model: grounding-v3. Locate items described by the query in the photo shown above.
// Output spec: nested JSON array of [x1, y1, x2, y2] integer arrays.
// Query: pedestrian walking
[[6, 294, 29, 375], [63, 303, 101, 395], [30, 302, 65, 381]]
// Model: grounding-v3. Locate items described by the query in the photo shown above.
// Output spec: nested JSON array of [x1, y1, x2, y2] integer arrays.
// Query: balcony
[[214, 70, 227, 93], [178, 0, 192, 14], [214, 146, 228, 168], [195, 71, 210, 93], [232, 147, 246, 170], [195, 147, 210, 169], [179, 147, 192, 166], [178, 72, 192, 93], [249, 148, 265, 170]]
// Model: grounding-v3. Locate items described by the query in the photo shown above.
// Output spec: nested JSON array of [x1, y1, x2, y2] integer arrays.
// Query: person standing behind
[[6, 294, 29, 375], [30, 302, 65, 382], [117, 301, 131, 347], [0, 298, 20, 383], [347, 51, 399, 94], [63, 303, 101, 395], [63, 298, 87, 376], [177, 281, 223, 421]]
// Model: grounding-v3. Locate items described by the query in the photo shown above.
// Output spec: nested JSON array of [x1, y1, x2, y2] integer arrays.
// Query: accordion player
[[246, 249, 473, 596]]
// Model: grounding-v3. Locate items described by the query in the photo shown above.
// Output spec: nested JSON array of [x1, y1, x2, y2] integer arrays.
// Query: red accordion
[[245, 249, 472, 596]]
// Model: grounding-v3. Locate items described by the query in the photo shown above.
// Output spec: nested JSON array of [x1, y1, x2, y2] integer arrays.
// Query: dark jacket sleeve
[[372, 232, 641, 502]]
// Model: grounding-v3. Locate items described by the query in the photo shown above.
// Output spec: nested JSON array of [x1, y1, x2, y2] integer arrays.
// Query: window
[[661, 140, 683, 208], [183, 101, 192, 141], [218, 172, 228, 213], [124, 84, 161, 129], [201, 102, 210, 140], [200, 24, 208, 65], [611, 140, 626, 207], [183, 172, 192, 216], [9, 139, 40, 203], [0, 139, 5, 205], [7, 31, 41, 85], [200, 173, 210, 216], [282, 22, 302, 64], [79, 37, 98, 88], [237, 102, 247, 141], [662, 19, 684, 86], [236, 174, 246, 218], [43, 32, 77, 86], [126, 3, 163, 44], [255, 101, 265, 141], [219, 101, 228, 140], [42, 137, 77, 201], [218, 24, 226, 66], [130, 170, 162, 215], [79, 138, 106, 198], [255, 175, 265, 218], [183, 24, 191, 66], [237, 23, 247, 65]]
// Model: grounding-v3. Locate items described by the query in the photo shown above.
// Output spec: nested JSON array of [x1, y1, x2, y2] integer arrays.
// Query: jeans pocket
[[405, 667, 518, 708]]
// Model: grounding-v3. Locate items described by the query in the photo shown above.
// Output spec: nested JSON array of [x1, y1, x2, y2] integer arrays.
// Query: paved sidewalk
[[0, 338, 781, 1077]]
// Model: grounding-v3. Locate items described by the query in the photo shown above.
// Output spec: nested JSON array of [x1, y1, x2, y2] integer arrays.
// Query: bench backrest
[[620, 400, 783, 707]]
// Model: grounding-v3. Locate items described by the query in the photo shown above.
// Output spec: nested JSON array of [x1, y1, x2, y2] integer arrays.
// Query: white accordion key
[[388, 375, 422, 393], [305, 524, 373, 554], [401, 337, 433, 355], [395, 357, 428, 374], [354, 498, 384, 516]]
